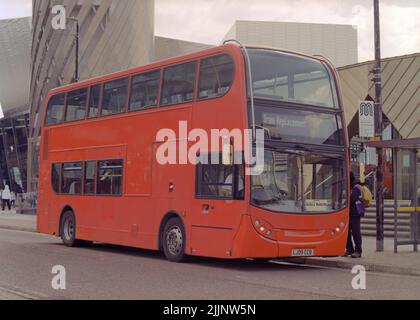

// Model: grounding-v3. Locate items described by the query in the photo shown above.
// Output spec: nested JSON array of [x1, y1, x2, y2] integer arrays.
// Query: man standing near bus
[[345, 172, 364, 258]]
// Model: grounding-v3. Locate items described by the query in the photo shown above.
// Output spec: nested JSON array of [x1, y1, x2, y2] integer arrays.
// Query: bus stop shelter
[[368, 138, 420, 253]]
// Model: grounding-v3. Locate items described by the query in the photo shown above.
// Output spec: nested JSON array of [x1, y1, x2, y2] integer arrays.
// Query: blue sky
[[0, 0, 419, 62]]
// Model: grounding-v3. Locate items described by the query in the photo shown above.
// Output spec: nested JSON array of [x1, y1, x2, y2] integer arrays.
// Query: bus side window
[[102, 78, 128, 116], [65, 88, 88, 122], [161, 61, 197, 106], [88, 84, 101, 118], [196, 154, 245, 200], [97, 160, 123, 196], [51, 163, 61, 193], [45, 93, 65, 125], [129, 70, 160, 111], [84, 161, 96, 195], [198, 54, 234, 100], [196, 161, 233, 199], [61, 162, 82, 195]]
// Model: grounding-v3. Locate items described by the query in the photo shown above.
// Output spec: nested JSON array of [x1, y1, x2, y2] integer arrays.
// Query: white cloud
[[0, 0, 32, 20]]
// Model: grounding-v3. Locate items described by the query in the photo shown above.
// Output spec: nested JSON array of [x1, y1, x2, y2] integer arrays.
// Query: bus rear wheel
[[162, 217, 186, 262], [60, 210, 92, 247]]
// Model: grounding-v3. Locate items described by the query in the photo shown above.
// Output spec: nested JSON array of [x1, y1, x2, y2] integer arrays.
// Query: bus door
[[190, 154, 246, 257]]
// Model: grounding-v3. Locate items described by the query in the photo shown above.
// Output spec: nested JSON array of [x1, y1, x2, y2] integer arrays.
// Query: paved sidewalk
[[0, 210, 36, 233], [284, 237, 420, 277]]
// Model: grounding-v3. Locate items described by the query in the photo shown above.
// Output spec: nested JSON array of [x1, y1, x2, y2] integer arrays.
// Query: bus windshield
[[251, 150, 347, 214], [248, 49, 338, 108]]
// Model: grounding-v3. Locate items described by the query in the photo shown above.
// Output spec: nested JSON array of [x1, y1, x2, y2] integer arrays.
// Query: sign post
[[373, 0, 384, 252]]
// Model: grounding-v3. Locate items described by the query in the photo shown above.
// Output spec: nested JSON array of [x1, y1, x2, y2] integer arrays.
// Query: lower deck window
[[61, 162, 82, 195], [196, 154, 244, 200], [97, 160, 123, 195], [51, 163, 61, 193]]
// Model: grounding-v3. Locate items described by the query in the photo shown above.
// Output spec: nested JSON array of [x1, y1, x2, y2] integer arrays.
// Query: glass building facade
[[0, 111, 30, 193]]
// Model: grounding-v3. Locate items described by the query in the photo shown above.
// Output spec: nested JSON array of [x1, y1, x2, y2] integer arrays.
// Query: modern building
[[223, 20, 358, 67], [154, 36, 213, 62], [0, 17, 32, 192], [28, 0, 155, 192]]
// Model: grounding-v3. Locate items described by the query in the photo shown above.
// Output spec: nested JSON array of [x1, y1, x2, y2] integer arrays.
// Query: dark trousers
[[346, 216, 362, 254], [2, 199, 11, 211]]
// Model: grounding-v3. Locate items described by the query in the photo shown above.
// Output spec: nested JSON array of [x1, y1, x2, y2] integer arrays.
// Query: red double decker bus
[[37, 42, 349, 262]]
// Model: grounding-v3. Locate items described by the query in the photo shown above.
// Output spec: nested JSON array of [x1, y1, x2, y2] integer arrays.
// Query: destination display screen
[[255, 106, 344, 146]]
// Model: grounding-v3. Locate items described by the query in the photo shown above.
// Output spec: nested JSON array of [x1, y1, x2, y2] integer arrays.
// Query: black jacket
[[349, 183, 363, 217]]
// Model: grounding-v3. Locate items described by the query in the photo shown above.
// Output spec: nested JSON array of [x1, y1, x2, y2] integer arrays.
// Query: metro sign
[[359, 101, 375, 138]]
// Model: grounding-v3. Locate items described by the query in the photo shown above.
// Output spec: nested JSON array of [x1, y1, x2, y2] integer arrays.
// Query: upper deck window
[[129, 70, 160, 111], [198, 54, 234, 99], [65, 88, 88, 122], [88, 84, 101, 118], [45, 93, 65, 125], [249, 49, 338, 109], [161, 62, 197, 106], [102, 78, 128, 116]]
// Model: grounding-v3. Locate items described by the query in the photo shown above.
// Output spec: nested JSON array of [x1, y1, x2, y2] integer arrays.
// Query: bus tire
[[60, 210, 86, 247], [162, 217, 186, 262]]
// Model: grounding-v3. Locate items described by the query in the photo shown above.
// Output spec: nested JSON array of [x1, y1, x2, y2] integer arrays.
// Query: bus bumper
[[231, 215, 348, 259]]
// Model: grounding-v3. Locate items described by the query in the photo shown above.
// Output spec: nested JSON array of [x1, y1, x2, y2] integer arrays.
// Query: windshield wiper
[[293, 144, 344, 160]]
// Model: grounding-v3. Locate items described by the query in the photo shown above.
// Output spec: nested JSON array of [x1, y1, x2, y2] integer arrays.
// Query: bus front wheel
[[162, 217, 186, 262]]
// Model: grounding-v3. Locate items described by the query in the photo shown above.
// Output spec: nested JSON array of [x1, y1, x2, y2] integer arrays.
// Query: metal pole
[[374, 0, 384, 252], [69, 17, 79, 83], [393, 148, 398, 253], [413, 149, 418, 252], [75, 20, 79, 83]]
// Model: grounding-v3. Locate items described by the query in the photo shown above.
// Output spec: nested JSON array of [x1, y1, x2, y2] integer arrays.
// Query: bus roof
[[47, 43, 328, 97]]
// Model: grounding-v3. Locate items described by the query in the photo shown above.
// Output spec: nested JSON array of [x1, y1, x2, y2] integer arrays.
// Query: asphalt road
[[0, 229, 419, 300]]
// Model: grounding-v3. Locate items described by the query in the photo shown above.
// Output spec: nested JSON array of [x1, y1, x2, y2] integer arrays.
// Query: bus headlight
[[252, 217, 276, 240], [331, 222, 346, 236]]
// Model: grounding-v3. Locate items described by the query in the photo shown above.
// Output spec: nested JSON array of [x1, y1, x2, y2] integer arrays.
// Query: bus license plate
[[292, 249, 314, 257]]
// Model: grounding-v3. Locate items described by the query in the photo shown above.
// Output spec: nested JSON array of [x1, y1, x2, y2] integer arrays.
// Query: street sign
[[359, 101, 375, 138]]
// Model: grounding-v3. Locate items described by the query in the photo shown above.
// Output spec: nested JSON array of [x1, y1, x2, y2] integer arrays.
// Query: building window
[[129, 70, 160, 111], [61, 162, 82, 195], [88, 84, 101, 118], [196, 154, 244, 199], [97, 160, 123, 195], [65, 88, 88, 122], [45, 93, 65, 125], [84, 161, 95, 195], [198, 54, 234, 99], [102, 78, 128, 116], [161, 62, 197, 106], [51, 163, 60, 193]]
